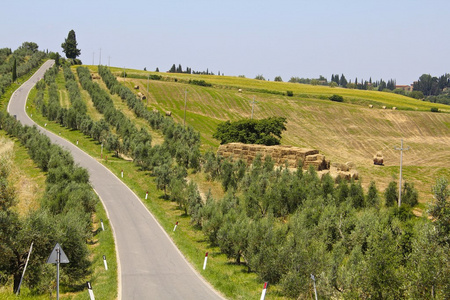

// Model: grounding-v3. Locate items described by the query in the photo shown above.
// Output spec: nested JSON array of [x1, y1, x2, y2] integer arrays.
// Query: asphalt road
[[7, 60, 224, 300]]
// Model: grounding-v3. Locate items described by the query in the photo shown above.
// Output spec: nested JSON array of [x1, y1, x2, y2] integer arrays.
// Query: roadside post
[[103, 255, 108, 270], [260, 282, 268, 300], [47, 243, 69, 300], [203, 252, 208, 270], [87, 281, 95, 300]]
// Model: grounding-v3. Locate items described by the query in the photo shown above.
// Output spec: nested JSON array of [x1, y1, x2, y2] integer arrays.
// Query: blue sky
[[2, 0, 449, 84]]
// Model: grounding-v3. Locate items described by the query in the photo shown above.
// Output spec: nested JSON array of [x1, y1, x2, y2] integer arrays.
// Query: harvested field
[[104, 69, 449, 202]]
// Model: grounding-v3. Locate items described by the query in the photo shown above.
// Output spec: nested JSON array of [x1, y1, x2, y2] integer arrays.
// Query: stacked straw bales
[[217, 143, 330, 170], [329, 162, 359, 181]]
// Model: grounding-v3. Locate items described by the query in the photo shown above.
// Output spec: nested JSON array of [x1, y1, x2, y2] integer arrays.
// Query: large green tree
[[61, 30, 81, 59], [213, 117, 287, 145]]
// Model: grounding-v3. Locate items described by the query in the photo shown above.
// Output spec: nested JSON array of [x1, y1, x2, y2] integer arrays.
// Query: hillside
[[19, 63, 449, 299], [103, 68, 449, 203]]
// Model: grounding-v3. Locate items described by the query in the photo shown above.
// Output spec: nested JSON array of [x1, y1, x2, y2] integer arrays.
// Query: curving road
[[8, 60, 224, 300]]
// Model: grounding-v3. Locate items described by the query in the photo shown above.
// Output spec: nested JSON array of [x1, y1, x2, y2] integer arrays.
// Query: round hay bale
[[346, 161, 355, 169]]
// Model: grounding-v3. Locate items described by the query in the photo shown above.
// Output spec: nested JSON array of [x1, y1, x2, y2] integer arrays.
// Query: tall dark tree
[[339, 74, 348, 87], [12, 57, 17, 82], [378, 79, 387, 91], [54, 52, 60, 67], [61, 30, 81, 59], [413, 74, 440, 96]]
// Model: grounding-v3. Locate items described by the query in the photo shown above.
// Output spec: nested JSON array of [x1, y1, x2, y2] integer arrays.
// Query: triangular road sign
[[47, 243, 69, 264]]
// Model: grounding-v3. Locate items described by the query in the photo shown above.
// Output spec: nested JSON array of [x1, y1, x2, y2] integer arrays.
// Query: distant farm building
[[396, 85, 412, 92]]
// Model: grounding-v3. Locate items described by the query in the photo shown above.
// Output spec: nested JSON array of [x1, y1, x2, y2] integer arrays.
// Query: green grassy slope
[[113, 68, 449, 203]]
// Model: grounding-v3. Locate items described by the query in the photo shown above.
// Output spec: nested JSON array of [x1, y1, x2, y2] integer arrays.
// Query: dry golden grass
[[0, 135, 44, 216]]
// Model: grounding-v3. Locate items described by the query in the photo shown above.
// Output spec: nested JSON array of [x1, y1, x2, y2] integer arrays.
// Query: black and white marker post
[[260, 282, 268, 300], [173, 221, 178, 232], [103, 255, 108, 270], [47, 243, 69, 300], [145, 191, 148, 199], [100, 219, 105, 231], [121, 169, 123, 178], [87, 281, 95, 300], [203, 252, 208, 270]]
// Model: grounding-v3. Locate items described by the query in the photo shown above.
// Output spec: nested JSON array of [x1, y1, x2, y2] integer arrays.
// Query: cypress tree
[[12, 57, 17, 82], [61, 29, 81, 59], [339, 74, 347, 87]]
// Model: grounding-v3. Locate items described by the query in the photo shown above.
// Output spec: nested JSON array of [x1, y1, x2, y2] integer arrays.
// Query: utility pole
[[394, 139, 410, 207], [183, 89, 187, 127], [250, 96, 258, 119], [99, 48, 102, 65]]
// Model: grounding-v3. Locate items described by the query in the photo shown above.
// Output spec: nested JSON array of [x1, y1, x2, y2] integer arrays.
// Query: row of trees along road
[[0, 42, 46, 101], [0, 112, 98, 294]]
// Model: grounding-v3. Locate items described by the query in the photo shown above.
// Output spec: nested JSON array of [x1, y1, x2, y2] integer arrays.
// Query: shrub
[[286, 90, 293, 97], [329, 94, 344, 102], [188, 79, 212, 87], [409, 90, 424, 99], [431, 107, 439, 113]]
